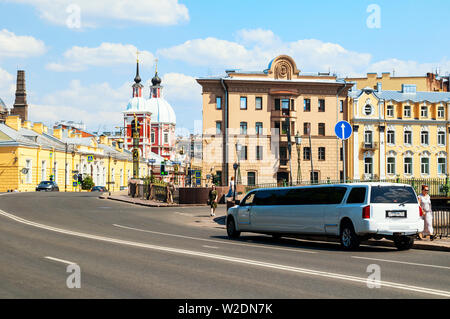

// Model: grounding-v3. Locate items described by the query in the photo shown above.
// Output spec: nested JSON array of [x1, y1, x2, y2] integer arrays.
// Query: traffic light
[[131, 119, 140, 135], [161, 163, 166, 176], [78, 174, 83, 183]]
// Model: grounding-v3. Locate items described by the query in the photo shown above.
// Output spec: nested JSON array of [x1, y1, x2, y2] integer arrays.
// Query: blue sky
[[1, 0, 450, 133]]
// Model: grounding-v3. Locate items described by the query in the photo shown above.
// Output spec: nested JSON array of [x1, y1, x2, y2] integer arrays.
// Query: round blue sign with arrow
[[334, 121, 353, 140]]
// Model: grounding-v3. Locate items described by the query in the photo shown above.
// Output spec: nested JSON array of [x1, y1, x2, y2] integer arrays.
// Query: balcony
[[271, 109, 296, 119], [361, 142, 378, 150]]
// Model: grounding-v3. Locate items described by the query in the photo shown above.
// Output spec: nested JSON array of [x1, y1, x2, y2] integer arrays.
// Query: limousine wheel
[[393, 235, 414, 251], [226, 217, 240, 239], [340, 223, 360, 251]]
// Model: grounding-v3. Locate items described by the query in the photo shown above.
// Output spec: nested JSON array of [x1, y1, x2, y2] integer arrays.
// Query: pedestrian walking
[[208, 185, 218, 217], [225, 176, 235, 198], [418, 184, 436, 241]]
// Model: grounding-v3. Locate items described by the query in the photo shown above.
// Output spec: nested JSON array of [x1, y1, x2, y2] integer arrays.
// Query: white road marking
[[0, 209, 449, 298], [352, 256, 450, 270], [112, 223, 316, 254], [202, 245, 219, 249], [44, 256, 76, 265]]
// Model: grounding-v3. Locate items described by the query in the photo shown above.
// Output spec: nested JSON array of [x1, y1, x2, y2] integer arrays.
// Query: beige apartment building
[[197, 55, 353, 186]]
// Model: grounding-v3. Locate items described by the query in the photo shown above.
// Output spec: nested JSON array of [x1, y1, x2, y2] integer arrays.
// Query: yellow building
[[347, 72, 449, 92], [348, 84, 450, 180], [0, 115, 150, 192], [197, 55, 353, 186]]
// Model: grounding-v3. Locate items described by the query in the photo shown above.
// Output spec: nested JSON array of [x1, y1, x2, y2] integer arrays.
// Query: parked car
[[36, 181, 59, 192], [226, 183, 424, 251], [91, 186, 107, 192]]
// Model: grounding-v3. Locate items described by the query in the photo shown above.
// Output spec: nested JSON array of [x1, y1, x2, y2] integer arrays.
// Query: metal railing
[[433, 207, 450, 238]]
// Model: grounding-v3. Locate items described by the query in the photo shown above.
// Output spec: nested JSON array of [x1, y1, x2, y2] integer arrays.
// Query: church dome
[[146, 97, 176, 124], [126, 97, 147, 112], [151, 72, 162, 86]]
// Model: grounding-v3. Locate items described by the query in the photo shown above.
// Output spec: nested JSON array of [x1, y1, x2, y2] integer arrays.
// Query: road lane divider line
[[44, 256, 77, 265], [202, 245, 219, 249], [113, 223, 317, 254], [351, 256, 450, 270], [1, 209, 449, 298]]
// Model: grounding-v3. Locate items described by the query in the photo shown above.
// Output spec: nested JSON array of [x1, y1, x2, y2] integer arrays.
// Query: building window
[[339, 100, 344, 113], [255, 122, 263, 135], [438, 131, 446, 146], [364, 157, 373, 175], [151, 131, 155, 144], [421, 131, 429, 145], [26, 159, 32, 184], [404, 130, 412, 145], [438, 157, 447, 175], [281, 99, 290, 116], [340, 147, 343, 161], [438, 106, 445, 118], [239, 146, 248, 161], [54, 162, 58, 183], [41, 160, 46, 181], [303, 122, 310, 135], [240, 122, 247, 135], [404, 105, 411, 117], [421, 105, 428, 117], [281, 120, 289, 135], [364, 131, 373, 147], [240, 97, 247, 110], [404, 157, 413, 175], [421, 157, 430, 175], [304, 99, 311, 112], [318, 147, 326, 161], [318, 99, 325, 112], [247, 172, 256, 186], [256, 146, 263, 160], [290, 99, 295, 111], [164, 132, 169, 144], [318, 123, 325, 136], [303, 147, 311, 160], [387, 157, 396, 175], [364, 104, 372, 116], [387, 105, 394, 117], [387, 130, 395, 145], [216, 121, 222, 135], [275, 99, 280, 110], [255, 97, 262, 110], [216, 96, 222, 110]]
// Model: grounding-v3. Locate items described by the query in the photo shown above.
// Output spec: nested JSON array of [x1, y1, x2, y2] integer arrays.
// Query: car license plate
[[386, 210, 407, 218]]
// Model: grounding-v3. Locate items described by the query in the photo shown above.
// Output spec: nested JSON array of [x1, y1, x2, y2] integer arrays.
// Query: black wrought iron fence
[[432, 207, 450, 238]]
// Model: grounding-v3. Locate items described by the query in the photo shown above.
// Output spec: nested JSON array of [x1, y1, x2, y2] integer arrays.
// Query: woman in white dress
[[417, 185, 436, 241]]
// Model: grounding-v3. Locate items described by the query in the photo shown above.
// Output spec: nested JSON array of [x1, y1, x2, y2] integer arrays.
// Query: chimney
[[11, 70, 28, 122], [32, 122, 44, 135], [376, 82, 382, 92], [5, 115, 21, 131]]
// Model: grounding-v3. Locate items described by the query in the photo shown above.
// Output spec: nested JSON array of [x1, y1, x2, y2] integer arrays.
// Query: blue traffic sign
[[334, 121, 353, 140]]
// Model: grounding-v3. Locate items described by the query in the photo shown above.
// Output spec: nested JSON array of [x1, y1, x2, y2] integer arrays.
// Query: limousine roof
[[250, 182, 413, 192]]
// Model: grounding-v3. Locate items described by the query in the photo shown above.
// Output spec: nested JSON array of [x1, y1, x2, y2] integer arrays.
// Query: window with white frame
[[364, 130, 373, 146], [404, 157, 413, 175], [438, 106, 445, 118], [164, 132, 169, 144], [387, 157, 396, 175], [364, 157, 373, 175], [404, 105, 411, 117], [151, 131, 155, 144], [364, 104, 372, 116], [421, 131, 429, 145], [404, 130, 412, 145], [26, 159, 32, 184], [421, 157, 430, 175], [386, 105, 394, 117], [41, 160, 46, 181], [387, 130, 395, 145], [438, 157, 447, 175], [420, 105, 428, 117], [54, 162, 58, 183], [438, 131, 446, 146]]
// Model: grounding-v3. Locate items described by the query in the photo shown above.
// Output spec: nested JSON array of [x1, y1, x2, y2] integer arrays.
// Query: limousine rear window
[[253, 187, 347, 205], [370, 186, 418, 204], [346, 187, 366, 204]]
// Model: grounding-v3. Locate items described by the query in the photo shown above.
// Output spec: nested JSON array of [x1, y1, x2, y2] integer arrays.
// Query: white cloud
[[367, 58, 450, 76], [46, 43, 154, 72], [0, 67, 15, 106], [8, 0, 189, 28], [158, 31, 372, 75], [0, 29, 46, 58]]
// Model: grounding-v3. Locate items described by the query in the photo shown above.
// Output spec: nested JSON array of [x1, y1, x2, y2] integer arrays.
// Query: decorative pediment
[[268, 55, 300, 80]]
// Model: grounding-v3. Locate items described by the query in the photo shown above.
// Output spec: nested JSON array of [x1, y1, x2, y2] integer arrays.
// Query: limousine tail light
[[419, 206, 424, 217], [362, 205, 371, 219]]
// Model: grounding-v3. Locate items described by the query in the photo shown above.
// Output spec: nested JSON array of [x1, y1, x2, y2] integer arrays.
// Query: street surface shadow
[[210, 235, 397, 253]]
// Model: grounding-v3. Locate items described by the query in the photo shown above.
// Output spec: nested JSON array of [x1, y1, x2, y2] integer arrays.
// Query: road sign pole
[[343, 138, 346, 183]]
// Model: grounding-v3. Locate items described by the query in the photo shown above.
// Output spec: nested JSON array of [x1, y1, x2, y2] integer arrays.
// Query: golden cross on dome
[[155, 58, 158, 73], [136, 50, 140, 63]]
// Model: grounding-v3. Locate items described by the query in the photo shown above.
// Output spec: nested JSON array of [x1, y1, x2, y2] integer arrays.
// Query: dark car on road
[[36, 181, 59, 192], [91, 186, 107, 192]]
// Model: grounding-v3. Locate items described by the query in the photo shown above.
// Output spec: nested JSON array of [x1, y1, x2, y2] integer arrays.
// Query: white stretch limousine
[[226, 183, 425, 250]]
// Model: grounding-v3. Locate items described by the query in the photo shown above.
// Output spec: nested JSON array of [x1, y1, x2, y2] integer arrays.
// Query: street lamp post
[[295, 131, 302, 185], [233, 142, 241, 201]]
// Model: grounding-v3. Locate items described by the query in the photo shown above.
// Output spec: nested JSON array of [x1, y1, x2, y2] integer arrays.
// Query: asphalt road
[[0, 192, 449, 299]]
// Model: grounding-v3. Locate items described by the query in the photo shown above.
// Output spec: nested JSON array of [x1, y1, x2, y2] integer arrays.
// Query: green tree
[[82, 175, 95, 190]]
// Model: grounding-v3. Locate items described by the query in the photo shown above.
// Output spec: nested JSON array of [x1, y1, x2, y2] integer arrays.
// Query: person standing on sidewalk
[[225, 176, 235, 198], [166, 178, 175, 204], [208, 185, 218, 217], [418, 185, 436, 241]]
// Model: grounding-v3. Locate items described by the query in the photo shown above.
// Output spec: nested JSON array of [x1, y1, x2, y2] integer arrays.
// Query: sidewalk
[[100, 192, 209, 207]]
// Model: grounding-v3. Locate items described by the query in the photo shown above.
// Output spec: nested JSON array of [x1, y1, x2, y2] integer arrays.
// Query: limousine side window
[[283, 187, 347, 205], [346, 187, 367, 204], [241, 193, 256, 206], [253, 189, 288, 206], [370, 186, 418, 204]]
